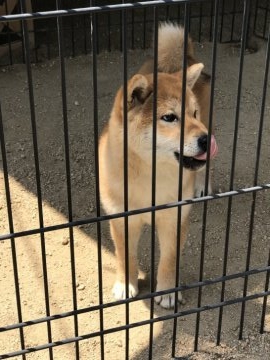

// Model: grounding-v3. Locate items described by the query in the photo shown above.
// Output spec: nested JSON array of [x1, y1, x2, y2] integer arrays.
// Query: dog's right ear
[[113, 74, 152, 121], [126, 74, 152, 110]]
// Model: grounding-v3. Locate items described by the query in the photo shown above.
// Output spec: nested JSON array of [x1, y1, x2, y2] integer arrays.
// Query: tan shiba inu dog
[[99, 23, 218, 308]]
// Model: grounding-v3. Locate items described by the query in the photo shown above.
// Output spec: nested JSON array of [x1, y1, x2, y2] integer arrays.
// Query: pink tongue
[[194, 135, 218, 160]]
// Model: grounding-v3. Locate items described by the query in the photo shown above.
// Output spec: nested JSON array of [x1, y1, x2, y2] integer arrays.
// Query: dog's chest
[[128, 164, 194, 208]]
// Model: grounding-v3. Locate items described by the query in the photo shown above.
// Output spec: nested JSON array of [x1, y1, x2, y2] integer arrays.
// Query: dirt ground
[[0, 38, 270, 359]]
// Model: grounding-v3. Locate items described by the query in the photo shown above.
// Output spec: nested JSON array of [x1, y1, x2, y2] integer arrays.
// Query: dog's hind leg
[[110, 217, 142, 300]]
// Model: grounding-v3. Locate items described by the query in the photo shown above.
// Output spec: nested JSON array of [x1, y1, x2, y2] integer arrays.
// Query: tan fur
[[99, 23, 213, 308]]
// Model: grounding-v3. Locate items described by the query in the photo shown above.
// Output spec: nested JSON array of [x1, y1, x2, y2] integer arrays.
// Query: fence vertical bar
[[171, 4, 189, 358], [194, 0, 219, 352], [19, 1, 54, 358], [219, 0, 225, 42], [230, 0, 237, 42], [216, 0, 250, 345], [56, 1, 79, 358], [253, 0, 259, 37], [0, 104, 26, 360], [121, 3, 130, 359], [90, 2, 105, 357], [262, 0, 270, 39], [148, 6, 158, 360], [239, 15, 270, 340], [94, 3, 99, 55]]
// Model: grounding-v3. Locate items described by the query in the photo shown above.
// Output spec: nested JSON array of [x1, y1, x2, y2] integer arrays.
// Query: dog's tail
[[138, 22, 195, 75], [157, 22, 195, 73]]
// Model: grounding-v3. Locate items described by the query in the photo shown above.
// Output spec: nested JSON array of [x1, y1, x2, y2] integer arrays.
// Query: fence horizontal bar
[[1, 289, 269, 359], [1, 265, 269, 333], [0, 0, 207, 23], [1, 184, 269, 242]]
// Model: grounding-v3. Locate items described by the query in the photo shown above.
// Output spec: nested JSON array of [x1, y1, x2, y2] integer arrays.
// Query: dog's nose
[[198, 134, 208, 153]]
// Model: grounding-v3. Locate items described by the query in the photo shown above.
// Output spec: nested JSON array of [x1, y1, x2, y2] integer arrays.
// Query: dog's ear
[[186, 63, 204, 89], [127, 74, 152, 110]]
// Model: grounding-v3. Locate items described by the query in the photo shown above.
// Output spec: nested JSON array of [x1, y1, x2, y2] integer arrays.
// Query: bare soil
[[0, 40, 269, 359]]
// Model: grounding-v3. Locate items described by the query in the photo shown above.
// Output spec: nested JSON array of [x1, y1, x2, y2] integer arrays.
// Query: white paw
[[154, 291, 184, 309], [112, 281, 138, 300], [194, 186, 205, 198], [194, 181, 212, 197], [194, 170, 212, 197]]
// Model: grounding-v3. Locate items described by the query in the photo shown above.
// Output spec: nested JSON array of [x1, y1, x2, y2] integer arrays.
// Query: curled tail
[[139, 22, 195, 74], [158, 22, 195, 73]]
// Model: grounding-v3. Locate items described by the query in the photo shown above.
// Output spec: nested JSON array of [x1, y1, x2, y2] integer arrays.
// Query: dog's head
[[112, 63, 217, 171]]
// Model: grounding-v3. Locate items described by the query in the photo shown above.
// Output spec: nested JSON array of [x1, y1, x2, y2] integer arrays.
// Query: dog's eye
[[193, 110, 197, 118], [161, 114, 178, 122]]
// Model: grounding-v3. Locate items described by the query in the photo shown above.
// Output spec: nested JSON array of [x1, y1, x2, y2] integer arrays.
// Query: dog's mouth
[[174, 152, 206, 170], [174, 135, 218, 170]]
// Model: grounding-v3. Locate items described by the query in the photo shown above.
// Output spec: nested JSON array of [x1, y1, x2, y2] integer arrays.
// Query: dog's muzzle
[[174, 134, 218, 171], [174, 152, 206, 170]]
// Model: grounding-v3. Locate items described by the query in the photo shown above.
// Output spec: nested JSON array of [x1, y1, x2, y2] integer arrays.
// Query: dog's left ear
[[186, 63, 204, 89]]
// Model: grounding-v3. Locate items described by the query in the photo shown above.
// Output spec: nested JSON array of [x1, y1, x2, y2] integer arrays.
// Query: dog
[[99, 23, 218, 308]]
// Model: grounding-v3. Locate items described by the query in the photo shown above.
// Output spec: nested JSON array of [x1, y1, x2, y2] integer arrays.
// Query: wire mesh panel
[[0, 1, 270, 359]]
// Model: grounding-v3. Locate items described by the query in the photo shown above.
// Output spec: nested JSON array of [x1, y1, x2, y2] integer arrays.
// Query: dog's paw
[[112, 281, 138, 300], [194, 182, 212, 198], [194, 187, 204, 198], [154, 291, 184, 309], [194, 170, 213, 197]]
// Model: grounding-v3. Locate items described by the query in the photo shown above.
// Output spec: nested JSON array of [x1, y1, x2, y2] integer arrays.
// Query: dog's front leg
[[155, 210, 189, 309], [194, 167, 212, 197], [110, 217, 142, 300]]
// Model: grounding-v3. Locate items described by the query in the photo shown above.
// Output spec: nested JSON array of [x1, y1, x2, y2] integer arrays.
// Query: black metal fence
[[0, 0, 265, 65], [0, 0, 269, 359]]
